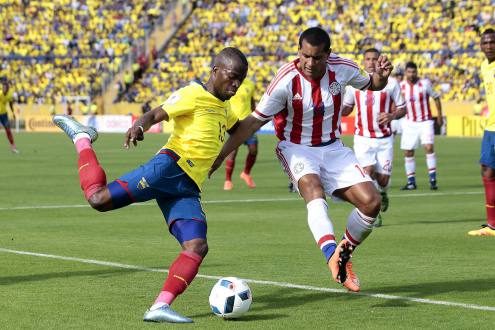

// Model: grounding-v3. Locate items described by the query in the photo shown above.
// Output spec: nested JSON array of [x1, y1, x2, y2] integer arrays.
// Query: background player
[[342, 48, 406, 226], [224, 77, 258, 190], [210, 27, 392, 292], [400, 61, 443, 190], [52, 48, 248, 323], [469, 28, 495, 236], [0, 79, 19, 153]]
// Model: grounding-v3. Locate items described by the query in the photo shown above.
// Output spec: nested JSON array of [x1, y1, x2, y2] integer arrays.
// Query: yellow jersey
[[482, 59, 495, 131], [161, 81, 238, 190], [0, 89, 14, 115], [229, 79, 255, 120]]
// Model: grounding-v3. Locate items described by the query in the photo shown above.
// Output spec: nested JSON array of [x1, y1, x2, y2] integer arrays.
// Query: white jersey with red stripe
[[400, 78, 440, 122], [343, 77, 406, 138], [252, 54, 371, 146]]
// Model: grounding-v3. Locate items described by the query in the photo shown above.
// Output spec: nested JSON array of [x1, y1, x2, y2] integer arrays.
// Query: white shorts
[[353, 135, 394, 175], [391, 117, 405, 135], [400, 120, 434, 150], [275, 139, 371, 201]]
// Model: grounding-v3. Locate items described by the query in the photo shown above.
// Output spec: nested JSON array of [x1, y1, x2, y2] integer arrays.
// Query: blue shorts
[[107, 149, 206, 243], [481, 130, 495, 169], [244, 133, 258, 146], [0, 114, 10, 128]]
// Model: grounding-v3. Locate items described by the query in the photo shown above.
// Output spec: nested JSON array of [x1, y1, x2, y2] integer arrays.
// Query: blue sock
[[429, 172, 437, 182], [322, 243, 336, 262], [408, 176, 416, 184]]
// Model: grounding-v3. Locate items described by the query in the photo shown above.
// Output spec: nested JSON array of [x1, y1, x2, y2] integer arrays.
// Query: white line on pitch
[[0, 191, 483, 212], [1, 247, 494, 312]]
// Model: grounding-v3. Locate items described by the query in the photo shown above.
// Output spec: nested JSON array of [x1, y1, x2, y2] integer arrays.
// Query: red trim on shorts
[[276, 145, 296, 183], [115, 179, 136, 203], [159, 150, 179, 161]]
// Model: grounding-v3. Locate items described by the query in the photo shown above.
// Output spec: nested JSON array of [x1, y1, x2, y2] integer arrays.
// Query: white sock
[[306, 198, 335, 250], [426, 153, 436, 174], [73, 132, 91, 144], [344, 208, 374, 246], [404, 157, 415, 179]]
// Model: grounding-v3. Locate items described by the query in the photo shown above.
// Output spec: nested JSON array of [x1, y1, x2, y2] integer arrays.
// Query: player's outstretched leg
[[145, 220, 208, 323], [401, 156, 417, 190], [52, 115, 111, 209], [240, 143, 257, 188], [224, 150, 236, 190]]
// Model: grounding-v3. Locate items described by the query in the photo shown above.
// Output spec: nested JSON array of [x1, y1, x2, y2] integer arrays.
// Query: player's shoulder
[[326, 53, 360, 71], [419, 78, 433, 87], [385, 77, 400, 89], [163, 81, 200, 106], [266, 60, 298, 95]]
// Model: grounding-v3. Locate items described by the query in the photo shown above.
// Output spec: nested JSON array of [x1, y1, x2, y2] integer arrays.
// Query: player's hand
[[374, 55, 393, 79], [378, 112, 394, 125], [436, 116, 443, 127], [124, 125, 144, 149], [208, 155, 225, 178]]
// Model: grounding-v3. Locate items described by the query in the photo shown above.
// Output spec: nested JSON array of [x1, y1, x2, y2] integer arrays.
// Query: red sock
[[483, 177, 495, 228], [78, 148, 107, 199], [156, 251, 203, 306], [5, 127, 14, 145], [225, 159, 235, 181], [243, 153, 257, 175]]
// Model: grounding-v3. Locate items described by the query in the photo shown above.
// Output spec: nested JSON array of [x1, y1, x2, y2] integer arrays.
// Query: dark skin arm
[[123, 106, 168, 148], [342, 105, 354, 116], [377, 104, 407, 125], [209, 115, 266, 177], [433, 97, 443, 126]]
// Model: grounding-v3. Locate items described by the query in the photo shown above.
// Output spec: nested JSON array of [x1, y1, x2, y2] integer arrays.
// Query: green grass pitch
[[1, 132, 495, 329]]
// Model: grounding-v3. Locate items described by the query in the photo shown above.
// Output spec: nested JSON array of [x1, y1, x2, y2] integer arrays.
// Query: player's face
[[405, 68, 418, 82], [481, 33, 495, 62], [298, 40, 330, 81], [363, 51, 379, 73], [213, 63, 247, 101]]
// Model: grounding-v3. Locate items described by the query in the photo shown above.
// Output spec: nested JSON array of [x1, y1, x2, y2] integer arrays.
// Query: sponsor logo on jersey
[[186, 159, 195, 167], [293, 92, 302, 100], [329, 81, 342, 96]]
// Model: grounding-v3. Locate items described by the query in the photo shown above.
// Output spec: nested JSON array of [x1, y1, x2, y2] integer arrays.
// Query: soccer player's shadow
[[0, 268, 143, 285]]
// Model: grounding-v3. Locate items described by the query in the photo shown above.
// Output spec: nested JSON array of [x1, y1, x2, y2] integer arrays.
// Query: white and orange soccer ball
[[209, 277, 252, 319]]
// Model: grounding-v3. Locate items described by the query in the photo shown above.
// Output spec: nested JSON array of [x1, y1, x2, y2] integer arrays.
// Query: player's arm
[[8, 100, 16, 119], [124, 106, 168, 148], [209, 115, 266, 177], [378, 103, 406, 125], [434, 97, 443, 126], [369, 55, 393, 91]]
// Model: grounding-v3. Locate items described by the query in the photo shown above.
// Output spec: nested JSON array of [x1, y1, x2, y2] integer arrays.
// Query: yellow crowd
[[131, 0, 494, 104]]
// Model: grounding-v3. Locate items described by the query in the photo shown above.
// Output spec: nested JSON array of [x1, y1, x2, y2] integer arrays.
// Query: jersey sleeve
[[390, 80, 406, 109], [343, 86, 356, 107], [253, 81, 287, 121], [226, 102, 239, 130], [425, 80, 440, 99], [347, 65, 371, 91], [160, 87, 195, 119]]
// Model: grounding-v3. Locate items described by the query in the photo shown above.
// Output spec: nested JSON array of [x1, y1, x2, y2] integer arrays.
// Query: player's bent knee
[[183, 239, 209, 258], [359, 193, 381, 218]]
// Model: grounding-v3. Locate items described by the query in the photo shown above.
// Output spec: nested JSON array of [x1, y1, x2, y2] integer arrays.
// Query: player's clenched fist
[[124, 125, 144, 148]]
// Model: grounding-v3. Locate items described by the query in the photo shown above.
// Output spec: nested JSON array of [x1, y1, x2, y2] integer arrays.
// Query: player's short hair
[[481, 28, 495, 36], [405, 61, 418, 70], [363, 48, 380, 56], [299, 27, 331, 52], [215, 47, 248, 69]]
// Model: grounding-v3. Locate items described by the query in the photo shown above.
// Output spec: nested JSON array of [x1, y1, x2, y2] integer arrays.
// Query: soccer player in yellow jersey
[[52, 48, 248, 323], [470, 28, 495, 236], [0, 79, 19, 153], [224, 78, 258, 190]]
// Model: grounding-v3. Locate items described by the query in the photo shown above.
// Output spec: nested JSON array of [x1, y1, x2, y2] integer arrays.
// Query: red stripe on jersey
[[328, 70, 341, 140], [327, 61, 359, 70], [274, 102, 288, 141], [267, 62, 295, 95], [366, 90, 376, 138], [254, 109, 270, 119], [290, 75, 303, 144], [426, 95, 432, 120], [418, 82, 426, 121], [409, 83, 417, 121], [317, 234, 336, 247], [379, 92, 389, 136], [311, 81, 324, 145], [327, 57, 359, 69], [356, 90, 363, 136]]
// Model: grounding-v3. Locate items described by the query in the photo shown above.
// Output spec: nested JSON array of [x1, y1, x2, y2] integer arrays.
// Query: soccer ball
[[209, 277, 252, 319]]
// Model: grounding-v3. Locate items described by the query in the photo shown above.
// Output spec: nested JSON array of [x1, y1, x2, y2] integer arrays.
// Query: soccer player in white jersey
[[399, 61, 443, 190], [209, 27, 393, 292], [342, 48, 406, 226]]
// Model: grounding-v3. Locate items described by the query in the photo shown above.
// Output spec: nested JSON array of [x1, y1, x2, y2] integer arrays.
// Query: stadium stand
[[0, 0, 171, 105], [126, 0, 495, 104]]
